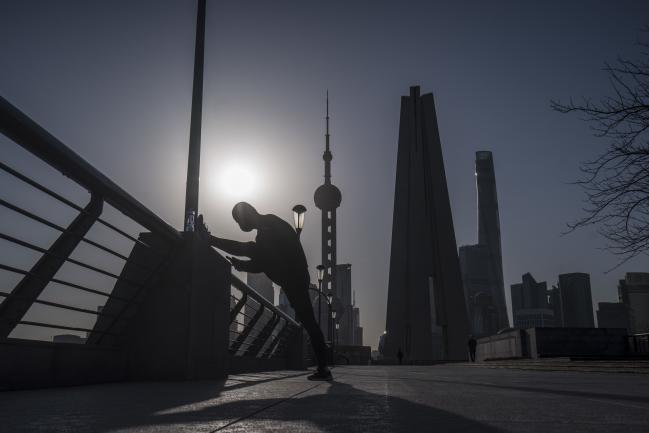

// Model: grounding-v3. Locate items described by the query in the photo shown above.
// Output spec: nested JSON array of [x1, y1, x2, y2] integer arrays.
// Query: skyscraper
[[352, 306, 363, 345], [618, 272, 649, 333], [335, 263, 353, 345], [558, 273, 594, 328], [511, 273, 554, 328], [597, 302, 630, 330], [384, 86, 470, 361], [475, 151, 509, 329], [547, 285, 563, 326], [459, 151, 509, 337], [459, 244, 499, 336]]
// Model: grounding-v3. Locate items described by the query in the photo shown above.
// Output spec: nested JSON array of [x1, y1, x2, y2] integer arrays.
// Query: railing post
[[0, 194, 102, 338], [122, 231, 230, 380]]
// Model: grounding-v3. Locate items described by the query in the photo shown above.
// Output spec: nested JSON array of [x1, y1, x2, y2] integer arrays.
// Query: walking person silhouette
[[198, 202, 332, 381]]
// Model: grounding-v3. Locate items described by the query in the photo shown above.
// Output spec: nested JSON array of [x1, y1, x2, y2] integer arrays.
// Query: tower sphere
[[314, 183, 342, 210]]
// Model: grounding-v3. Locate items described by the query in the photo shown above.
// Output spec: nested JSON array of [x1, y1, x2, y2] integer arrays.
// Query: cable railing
[[0, 93, 303, 374], [229, 275, 301, 360], [0, 95, 181, 344]]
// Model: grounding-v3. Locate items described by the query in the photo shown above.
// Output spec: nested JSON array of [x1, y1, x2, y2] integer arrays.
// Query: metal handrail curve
[[0, 95, 181, 242]]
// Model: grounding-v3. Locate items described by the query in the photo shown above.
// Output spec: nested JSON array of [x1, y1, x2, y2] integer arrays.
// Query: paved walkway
[[1, 365, 648, 432]]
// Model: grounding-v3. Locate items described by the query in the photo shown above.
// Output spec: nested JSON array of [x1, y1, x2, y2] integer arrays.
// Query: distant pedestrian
[[468, 336, 477, 362], [397, 347, 404, 365]]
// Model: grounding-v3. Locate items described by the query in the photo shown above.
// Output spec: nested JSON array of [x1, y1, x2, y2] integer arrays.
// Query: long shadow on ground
[[0, 373, 505, 432]]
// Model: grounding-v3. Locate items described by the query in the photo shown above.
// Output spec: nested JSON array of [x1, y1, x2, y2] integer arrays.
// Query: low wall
[[476, 329, 527, 361], [476, 328, 629, 361], [334, 345, 371, 365], [0, 338, 126, 390], [527, 327, 627, 358]]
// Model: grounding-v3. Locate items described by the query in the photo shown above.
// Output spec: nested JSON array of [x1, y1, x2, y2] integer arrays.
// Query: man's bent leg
[[285, 286, 328, 372]]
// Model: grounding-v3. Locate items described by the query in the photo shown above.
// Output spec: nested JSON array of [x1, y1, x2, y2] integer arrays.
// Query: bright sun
[[221, 163, 255, 197]]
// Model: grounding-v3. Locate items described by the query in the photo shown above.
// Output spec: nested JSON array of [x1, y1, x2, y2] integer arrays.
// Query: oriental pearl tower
[[314, 92, 342, 309]]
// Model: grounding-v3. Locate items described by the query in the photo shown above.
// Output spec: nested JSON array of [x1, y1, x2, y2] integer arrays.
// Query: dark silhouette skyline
[[1, 1, 649, 349]]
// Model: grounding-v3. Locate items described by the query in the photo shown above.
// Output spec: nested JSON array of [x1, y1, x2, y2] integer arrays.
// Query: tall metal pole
[[318, 280, 322, 330], [184, 0, 206, 231]]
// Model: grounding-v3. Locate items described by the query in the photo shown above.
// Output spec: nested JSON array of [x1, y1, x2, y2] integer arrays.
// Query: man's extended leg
[[285, 285, 330, 380]]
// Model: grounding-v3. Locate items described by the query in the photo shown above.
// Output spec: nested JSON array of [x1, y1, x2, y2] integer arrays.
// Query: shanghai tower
[[459, 151, 509, 336], [476, 151, 509, 330], [384, 86, 470, 361]]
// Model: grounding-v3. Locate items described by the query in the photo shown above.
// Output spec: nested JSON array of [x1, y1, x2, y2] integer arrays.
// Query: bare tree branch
[[553, 27, 649, 268]]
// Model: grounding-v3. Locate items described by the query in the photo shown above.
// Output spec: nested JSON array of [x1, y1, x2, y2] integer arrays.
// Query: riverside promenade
[[1, 364, 648, 432]]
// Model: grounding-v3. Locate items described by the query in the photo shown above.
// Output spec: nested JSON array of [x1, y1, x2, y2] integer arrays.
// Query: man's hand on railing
[[196, 214, 211, 240]]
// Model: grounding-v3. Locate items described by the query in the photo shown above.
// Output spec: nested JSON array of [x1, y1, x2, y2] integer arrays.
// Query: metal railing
[[0, 94, 302, 370], [0, 95, 181, 343], [229, 275, 301, 360]]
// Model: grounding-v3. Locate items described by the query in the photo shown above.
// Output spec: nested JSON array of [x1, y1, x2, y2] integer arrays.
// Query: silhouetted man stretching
[[199, 202, 332, 381]]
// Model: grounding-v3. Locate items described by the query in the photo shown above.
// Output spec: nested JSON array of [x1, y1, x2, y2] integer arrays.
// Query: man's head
[[232, 202, 259, 232]]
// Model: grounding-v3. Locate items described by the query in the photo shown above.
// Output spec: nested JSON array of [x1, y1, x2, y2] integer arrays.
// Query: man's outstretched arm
[[208, 236, 256, 258], [196, 215, 256, 257]]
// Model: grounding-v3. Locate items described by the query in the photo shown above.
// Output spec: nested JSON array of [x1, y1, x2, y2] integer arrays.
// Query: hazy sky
[[1, 0, 649, 349]]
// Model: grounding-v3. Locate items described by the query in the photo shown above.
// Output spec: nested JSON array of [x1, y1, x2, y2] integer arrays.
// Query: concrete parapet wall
[[335, 345, 371, 365], [124, 232, 231, 380], [527, 327, 627, 358], [0, 233, 310, 390], [0, 338, 125, 390], [476, 328, 629, 361], [476, 329, 527, 361]]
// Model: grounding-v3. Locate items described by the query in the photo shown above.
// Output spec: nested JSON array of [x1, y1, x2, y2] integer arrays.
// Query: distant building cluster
[[333, 264, 363, 346], [508, 271, 649, 335], [603, 272, 649, 334], [453, 149, 648, 340], [510, 272, 594, 329]]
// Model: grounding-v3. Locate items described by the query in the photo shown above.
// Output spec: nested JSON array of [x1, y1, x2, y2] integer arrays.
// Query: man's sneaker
[[307, 368, 333, 381]]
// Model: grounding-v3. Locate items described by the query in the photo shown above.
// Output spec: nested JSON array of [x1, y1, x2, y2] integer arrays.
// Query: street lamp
[[326, 292, 333, 305], [316, 264, 325, 329], [292, 204, 306, 238]]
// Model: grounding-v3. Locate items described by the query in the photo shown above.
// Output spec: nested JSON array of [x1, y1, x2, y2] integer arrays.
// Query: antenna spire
[[323, 90, 332, 184]]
